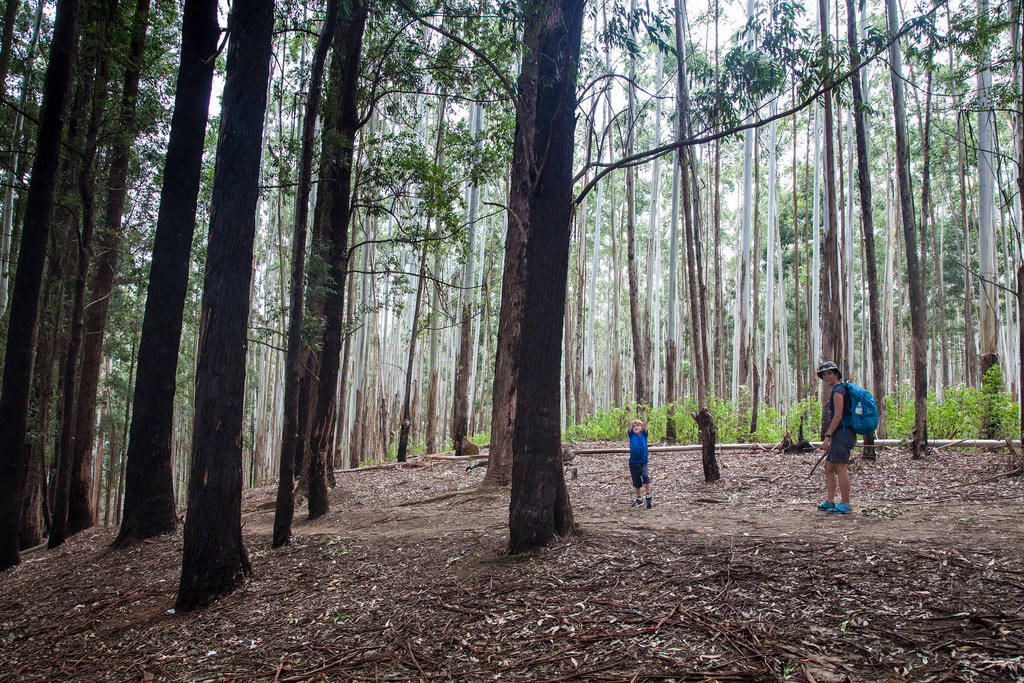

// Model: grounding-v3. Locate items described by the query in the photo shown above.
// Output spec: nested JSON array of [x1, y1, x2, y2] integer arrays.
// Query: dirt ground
[[2, 443, 1023, 682]]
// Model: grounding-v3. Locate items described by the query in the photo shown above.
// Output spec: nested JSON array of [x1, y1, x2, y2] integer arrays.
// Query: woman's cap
[[816, 361, 842, 379]]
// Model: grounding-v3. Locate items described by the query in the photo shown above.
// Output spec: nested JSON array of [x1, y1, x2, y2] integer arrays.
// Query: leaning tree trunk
[[273, 0, 338, 548], [176, 0, 273, 610], [846, 0, 885, 442], [0, 0, 81, 571], [885, 0, 927, 457], [114, 0, 219, 547], [304, 0, 368, 519], [505, 0, 585, 554]]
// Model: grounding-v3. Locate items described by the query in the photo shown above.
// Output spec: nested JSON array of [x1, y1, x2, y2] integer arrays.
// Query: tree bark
[[0, 0, 81, 571], [505, 0, 584, 554], [273, 0, 338, 548], [885, 0, 927, 457], [397, 245, 428, 462], [846, 0, 885, 440], [304, 0, 367, 519], [114, 0, 219, 547], [176, 0, 273, 610]]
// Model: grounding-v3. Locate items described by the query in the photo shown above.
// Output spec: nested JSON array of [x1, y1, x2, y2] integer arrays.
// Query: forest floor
[[2, 443, 1024, 682]]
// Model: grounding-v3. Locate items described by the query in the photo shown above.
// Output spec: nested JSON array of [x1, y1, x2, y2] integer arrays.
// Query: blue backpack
[[842, 381, 878, 435]]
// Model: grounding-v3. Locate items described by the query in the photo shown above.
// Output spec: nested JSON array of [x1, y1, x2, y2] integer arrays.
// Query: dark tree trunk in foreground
[[114, 0, 219, 547], [305, 0, 368, 519], [506, 0, 585, 555], [846, 0, 884, 446], [885, 0, 927, 458], [176, 0, 274, 610], [69, 0, 152, 534], [274, 0, 339, 549], [0, 0, 81, 571]]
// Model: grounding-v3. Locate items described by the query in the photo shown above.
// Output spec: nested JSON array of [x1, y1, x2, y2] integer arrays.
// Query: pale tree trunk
[[819, 0, 841, 373], [397, 245, 428, 462], [665, 151, 679, 443], [452, 101, 481, 454], [792, 85, 803, 401], [886, 0, 927, 457], [646, 38, 663, 408], [977, 0, 998, 379], [763, 103, 778, 408], [811, 103, 822, 370], [625, 0, 649, 406]]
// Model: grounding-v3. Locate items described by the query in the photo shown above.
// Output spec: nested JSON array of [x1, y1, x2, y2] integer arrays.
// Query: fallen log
[[572, 439, 1022, 455]]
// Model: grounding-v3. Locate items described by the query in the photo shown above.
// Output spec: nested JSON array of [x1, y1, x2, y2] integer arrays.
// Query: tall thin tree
[[176, 0, 274, 610], [113, 0, 220, 547], [0, 0, 82, 570]]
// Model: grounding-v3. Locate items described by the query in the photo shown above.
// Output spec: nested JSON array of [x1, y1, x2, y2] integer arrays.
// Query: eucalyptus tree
[[818, 0, 842, 377], [51, 0, 122, 546], [977, 0, 998, 380], [176, 0, 274, 610], [114, 0, 220, 547], [273, 0, 339, 548], [304, 0, 369, 518], [0, 0, 44, 319], [885, 0, 926, 456], [0, 0, 81, 571], [674, 0, 717, 480], [504, 0, 585, 554], [845, 0, 884, 437]]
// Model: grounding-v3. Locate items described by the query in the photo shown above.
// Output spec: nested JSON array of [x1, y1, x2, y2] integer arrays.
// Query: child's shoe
[[827, 502, 854, 515], [630, 498, 643, 507], [645, 496, 653, 509], [817, 500, 836, 511]]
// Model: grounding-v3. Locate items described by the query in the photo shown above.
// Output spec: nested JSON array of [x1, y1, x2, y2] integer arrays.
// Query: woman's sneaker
[[817, 500, 836, 511], [827, 502, 854, 515]]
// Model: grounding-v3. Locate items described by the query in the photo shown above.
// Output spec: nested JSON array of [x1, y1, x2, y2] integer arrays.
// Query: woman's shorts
[[826, 427, 856, 464], [629, 462, 650, 488]]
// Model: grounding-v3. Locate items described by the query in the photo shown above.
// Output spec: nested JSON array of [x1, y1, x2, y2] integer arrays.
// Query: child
[[627, 412, 652, 509]]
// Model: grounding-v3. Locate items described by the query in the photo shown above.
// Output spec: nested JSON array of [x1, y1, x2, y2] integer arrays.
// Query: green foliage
[[884, 372, 1020, 441], [566, 384, 1020, 446]]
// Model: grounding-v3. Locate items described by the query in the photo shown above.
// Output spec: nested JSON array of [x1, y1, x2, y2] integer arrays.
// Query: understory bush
[[566, 380, 1020, 445]]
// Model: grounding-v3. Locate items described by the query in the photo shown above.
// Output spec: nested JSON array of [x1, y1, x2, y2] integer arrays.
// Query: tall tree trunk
[[273, 0, 338, 548], [885, 0, 927, 457], [977, 0, 998, 379], [505, 0, 584, 554], [304, 0, 367, 519], [625, 5, 649, 406], [0, 0, 81, 571], [53, 0, 118, 545], [846, 0, 885, 438], [819, 0, 841, 370], [176, 0, 273, 610], [397, 245, 428, 462], [114, 0, 219, 547], [452, 102, 482, 455], [70, 0, 151, 534], [0, 0, 44, 320]]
